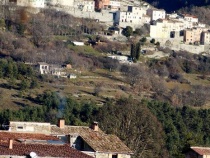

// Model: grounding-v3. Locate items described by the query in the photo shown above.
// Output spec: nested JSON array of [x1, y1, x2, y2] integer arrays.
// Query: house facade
[[146, 8, 166, 21], [74, 0, 95, 12], [184, 28, 204, 44], [36, 62, 65, 77], [9, 121, 51, 134], [114, 6, 150, 29], [37, 62, 50, 75], [150, 19, 184, 39], [201, 31, 210, 45], [182, 14, 198, 23]]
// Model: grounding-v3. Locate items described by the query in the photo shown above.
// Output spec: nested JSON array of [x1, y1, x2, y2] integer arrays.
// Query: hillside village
[[2, 0, 210, 158], [2, 0, 210, 54]]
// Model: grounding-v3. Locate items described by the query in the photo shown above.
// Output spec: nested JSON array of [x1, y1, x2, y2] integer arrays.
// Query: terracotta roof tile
[[0, 132, 93, 158], [191, 147, 210, 155], [0, 131, 58, 141], [0, 142, 93, 158], [51, 125, 133, 154]]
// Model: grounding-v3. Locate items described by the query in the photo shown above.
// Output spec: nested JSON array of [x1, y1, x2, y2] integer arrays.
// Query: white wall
[[147, 9, 165, 21], [59, 0, 74, 7], [110, 0, 120, 8], [115, 6, 148, 28], [82, 0, 95, 12], [150, 22, 170, 38], [29, 0, 45, 8], [16, 0, 45, 8]]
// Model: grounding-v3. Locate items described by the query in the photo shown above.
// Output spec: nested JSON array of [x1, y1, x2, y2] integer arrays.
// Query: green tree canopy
[[122, 26, 133, 37]]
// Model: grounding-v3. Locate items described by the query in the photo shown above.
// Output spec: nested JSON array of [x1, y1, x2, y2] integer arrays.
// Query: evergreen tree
[[122, 26, 133, 37], [130, 43, 136, 60], [130, 42, 141, 60], [136, 42, 141, 60]]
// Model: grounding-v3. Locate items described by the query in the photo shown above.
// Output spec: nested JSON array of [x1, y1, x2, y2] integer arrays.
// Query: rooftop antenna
[[1, 123, 10, 130]]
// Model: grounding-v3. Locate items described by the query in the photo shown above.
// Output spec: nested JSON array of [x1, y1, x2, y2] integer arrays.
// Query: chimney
[[58, 118, 65, 128], [9, 139, 13, 149], [91, 121, 99, 131]]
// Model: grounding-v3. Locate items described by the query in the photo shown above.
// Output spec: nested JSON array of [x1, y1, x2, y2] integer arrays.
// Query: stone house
[[181, 14, 198, 23], [9, 121, 51, 134], [146, 8, 166, 21], [7, 120, 133, 158], [185, 146, 210, 158], [74, 0, 95, 12], [108, 55, 128, 63], [37, 62, 50, 75], [68, 73, 77, 79], [184, 28, 204, 44], [0, 131, 93, 158], [51, 119, 133, 158], [150, 19, 184, 39], [201, 30, 210, 45], [36, 62, 65, 77], [114, 5, 150, 29]]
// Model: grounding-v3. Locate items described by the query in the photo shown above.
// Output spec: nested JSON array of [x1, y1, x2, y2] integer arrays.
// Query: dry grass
[[165, 81, 191, 91], [183, 73, 210, 86], [2, 66, 210, 110]]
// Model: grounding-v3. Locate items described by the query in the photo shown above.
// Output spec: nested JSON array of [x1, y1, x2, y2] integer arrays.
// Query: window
[[16, 126, 24, 131], [17, 126, 23, 129], [112, 155, 118, 158]]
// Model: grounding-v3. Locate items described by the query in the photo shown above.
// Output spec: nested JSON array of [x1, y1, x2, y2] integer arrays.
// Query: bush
[[20, 79, 30, 91], [122, 26, 133, 37], [150, 38, 155, 44], [140, 37, 147, 43]]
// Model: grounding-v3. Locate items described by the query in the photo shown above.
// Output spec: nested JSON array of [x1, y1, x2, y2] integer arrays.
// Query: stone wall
[[156, 37, 210, 54], [95, 153, 131, 158], [118, 154, 131, 158], [62, 8, 113, 23], [9, 122, 51, 134], [179, 44, 204, 54]]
